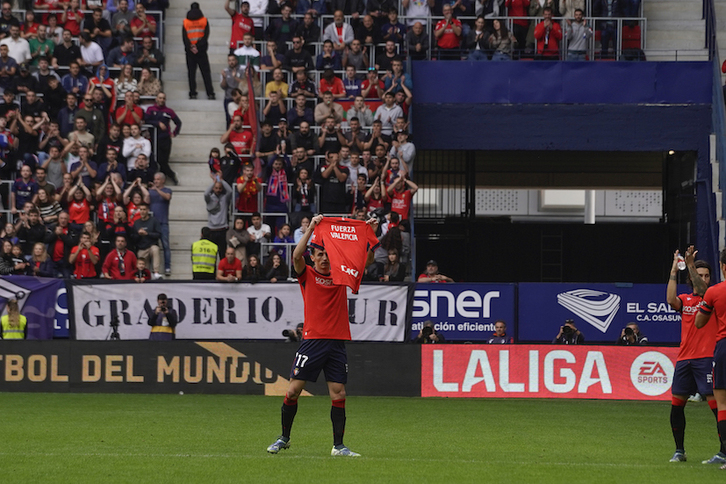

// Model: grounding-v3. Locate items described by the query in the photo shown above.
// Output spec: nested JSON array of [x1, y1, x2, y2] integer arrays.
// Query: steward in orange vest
[[183, 2, 215, 99]]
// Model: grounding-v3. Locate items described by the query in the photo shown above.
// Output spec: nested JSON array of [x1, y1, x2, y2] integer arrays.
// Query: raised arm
[[293, 213, 323, 274], [666, 249, 683, 311]]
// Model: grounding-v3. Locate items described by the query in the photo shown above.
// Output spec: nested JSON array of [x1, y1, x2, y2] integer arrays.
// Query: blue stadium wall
[[410, 61, 716, 269]]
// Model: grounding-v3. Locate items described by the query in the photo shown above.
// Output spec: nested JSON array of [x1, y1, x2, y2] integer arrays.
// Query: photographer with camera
[[415, 320, 446, 344], [616, 323, 648, 345], [283, 323, 304, 343], [147, 293, 178, 341], [552, 319, 585, 344]]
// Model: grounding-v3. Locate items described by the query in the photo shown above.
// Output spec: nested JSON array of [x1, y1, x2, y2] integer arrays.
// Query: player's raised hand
[[366, 216, 379, 232], [684, 245, 697, 265], [310, 214, 324, 228], [671, 250, 681, 273]]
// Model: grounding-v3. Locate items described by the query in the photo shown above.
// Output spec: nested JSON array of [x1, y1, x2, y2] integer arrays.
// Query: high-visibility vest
[[1, 315, 26, 339], [191, 239, 218, 274], [183, 17, 207, 45]]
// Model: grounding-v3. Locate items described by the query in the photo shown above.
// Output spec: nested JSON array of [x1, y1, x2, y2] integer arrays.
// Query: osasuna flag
[[309, 218, 380, 293], [245, 60, 262, 178]]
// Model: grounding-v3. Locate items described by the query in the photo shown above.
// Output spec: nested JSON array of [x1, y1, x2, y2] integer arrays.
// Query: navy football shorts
[[713, 339, 726, 390], [289, 339, 348, 384], [671, 357, 714, 396]]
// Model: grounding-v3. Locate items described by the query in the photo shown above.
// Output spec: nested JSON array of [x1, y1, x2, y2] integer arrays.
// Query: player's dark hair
[[696, 260, 712, 275], [721, 249, 726, 266], [687, 259, 714, 288]]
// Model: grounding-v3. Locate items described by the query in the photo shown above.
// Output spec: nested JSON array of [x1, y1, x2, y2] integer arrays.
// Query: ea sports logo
[[630, 351, 674, 396]]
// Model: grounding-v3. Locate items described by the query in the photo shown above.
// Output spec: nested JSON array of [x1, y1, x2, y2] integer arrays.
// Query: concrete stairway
[[163, 0, 231, 278], [644, 0, 708, 61]]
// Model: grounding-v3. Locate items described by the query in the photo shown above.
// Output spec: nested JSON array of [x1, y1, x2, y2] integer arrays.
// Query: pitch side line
[[0, 452, 694, 467]]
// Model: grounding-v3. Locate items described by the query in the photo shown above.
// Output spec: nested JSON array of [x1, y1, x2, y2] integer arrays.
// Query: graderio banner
[[69, 281, 411, 342]]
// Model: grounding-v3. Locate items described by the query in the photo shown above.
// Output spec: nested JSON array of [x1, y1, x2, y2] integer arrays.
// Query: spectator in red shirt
[[102, 234, 137, 280], [67, 182, 92, 231], [361, 67, 384, 99], [115, 91, 144, 126], [506, 0, 530, 57], [130, 3, 156, 38], [417, 259, 453, 283], [386, 172, 418, 221], [217, 246, 243, 281], [434, 4, 462, 60], [70, 231, 100, 279], [235, 163, 262, 213], [319, 69, 345, 99], [226, 0, 254, 51], [533, 7, 562, 60], [221, 114, 254, 158]]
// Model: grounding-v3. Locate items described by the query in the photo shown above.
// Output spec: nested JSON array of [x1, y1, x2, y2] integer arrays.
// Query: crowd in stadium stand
[[209, 0, 645, 280], [0, 0, 173, 281], [213, 0, 424, 282], [0, 0, 641, 283]]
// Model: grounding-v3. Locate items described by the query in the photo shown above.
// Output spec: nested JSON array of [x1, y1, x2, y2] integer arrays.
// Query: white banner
[[71, 282, 409, 342]]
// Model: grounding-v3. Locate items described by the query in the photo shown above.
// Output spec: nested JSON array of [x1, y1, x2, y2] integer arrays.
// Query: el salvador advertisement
[[517, 283, 686, 344], [410, 283, 516, 341]]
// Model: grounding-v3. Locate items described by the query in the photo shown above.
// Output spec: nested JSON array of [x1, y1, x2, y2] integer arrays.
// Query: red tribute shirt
[[700, 281, 726, 343], [298, 265, 350, 340], [677, 293, 717, 361], [309, 217, 379, 293]]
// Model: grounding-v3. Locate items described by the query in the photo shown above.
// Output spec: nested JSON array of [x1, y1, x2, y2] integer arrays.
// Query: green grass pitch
[[1, 393, 725, 483]]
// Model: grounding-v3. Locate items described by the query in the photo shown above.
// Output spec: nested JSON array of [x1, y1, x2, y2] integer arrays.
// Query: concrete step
[[165, 98, 226, 112], [643, 2, 702, 20], [164, 80, 229, 98], [646, 20, 705, 30], [170, 132, 223, 149], [176, 109, 227, 136], [646, 30, 704, 45], [170, 220, 210, 240], [642, 49, 709, 61], [169, 191, 209, 221], [169, 250, 193, 280], [173, 162, 219, 187], [171, 134, 224, 161]]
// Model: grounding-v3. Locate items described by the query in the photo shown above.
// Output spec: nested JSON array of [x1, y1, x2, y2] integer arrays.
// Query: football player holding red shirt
[[666, 246, 720, 463], [267, 214, 378, 458]]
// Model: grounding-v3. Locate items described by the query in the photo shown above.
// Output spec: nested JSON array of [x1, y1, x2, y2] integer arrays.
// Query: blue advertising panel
[[53, 285, 69, 339], [410, 283, 516, 341], [518, 283, 686, 343], [0, 276, 65, 339]]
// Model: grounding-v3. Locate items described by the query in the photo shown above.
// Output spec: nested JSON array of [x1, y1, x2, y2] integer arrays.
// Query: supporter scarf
[[267, 167, 289, 202]]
